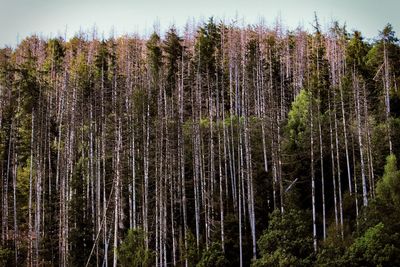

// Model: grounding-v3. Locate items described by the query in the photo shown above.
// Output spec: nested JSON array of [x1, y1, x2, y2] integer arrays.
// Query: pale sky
[[0, 0, 399, 47]]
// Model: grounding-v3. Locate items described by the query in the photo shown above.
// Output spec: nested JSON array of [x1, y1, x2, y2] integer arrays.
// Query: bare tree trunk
[[238, 124, 243, 267], [351, 130, 359, 223], [328, 89, 339, 232], [310, 91, 317, 252], [363, 83, 375, 198], [178, 51, 188, 266], [113, 114, 122, 267], [339, 80, 352, 194], [12, 131, 18, 264], [353, 75, 368, 207], [28, 112, 35, 267], [317, 92, 326, 240], [192, 57, 201, 249], [333, 87, 344, 238], [383, 41, 392, 154], [216, 73, 225, 252], [144, 93, 150, 249]]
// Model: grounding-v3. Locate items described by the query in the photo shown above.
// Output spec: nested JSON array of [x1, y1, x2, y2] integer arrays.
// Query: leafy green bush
[[197, 242, 227, 267], [252, 209, 314, 267], [344, 223, 400, 267], [117, 228, 155, 267]]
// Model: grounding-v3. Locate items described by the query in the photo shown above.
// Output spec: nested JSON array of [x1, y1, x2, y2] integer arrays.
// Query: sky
[[0, 0, 399, 47]]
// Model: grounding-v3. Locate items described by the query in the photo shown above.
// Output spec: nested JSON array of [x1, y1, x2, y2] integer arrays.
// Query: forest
[[0, 17, 400, 266]]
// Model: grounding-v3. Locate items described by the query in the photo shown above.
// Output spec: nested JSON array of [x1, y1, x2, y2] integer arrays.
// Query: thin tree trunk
[[310, 91, 317, 252], [28, 112, 35, 267], [354, 75, 368, 207]]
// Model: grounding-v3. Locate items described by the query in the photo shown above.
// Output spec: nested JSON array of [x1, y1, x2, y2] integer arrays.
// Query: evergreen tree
[[252, 209, 314, 267]]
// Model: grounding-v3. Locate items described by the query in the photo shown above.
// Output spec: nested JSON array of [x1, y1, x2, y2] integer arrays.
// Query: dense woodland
[[0, 17, 400, 266]]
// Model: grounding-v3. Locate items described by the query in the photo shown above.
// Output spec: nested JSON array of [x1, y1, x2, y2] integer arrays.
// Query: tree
[[344, 223, 400, 267], [163, 27, 182, 97], [367, 24, 400, 154], [197, 242, 228, 267], [1, 16, 400, 267], [376, 154, 400, 207], [342, 154, 400, 266], [69, 157, 93, 266], [253, 209, 314, 267], [117, 228, 155, 267]]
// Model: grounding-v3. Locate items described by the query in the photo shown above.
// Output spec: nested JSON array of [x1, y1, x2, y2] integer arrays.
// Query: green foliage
[[0, 246, 12, 266], [371, 122, 391, 173], [391, 118, 400, 152], [2, 19, 400, 267], [346, 31, 369, 73], [163, 27, 182, 96], [195, 17, 221, 73], [147, 32, 163, 76], [316, 243, 346, 267], [73, 53, 92, 90], [44, 38, 65, 73], [287, 89, 310, 146], [16, 162, 31, 222], [336, 155, 400, 266], [117, 228, 155, 267], [182, 230, 199, 266], [344, 223, 400, 267], [94, 40, 109, 77], [366, 23, 400, 82], [197, 242, 227, 267], [15, 51, 42, 114], [0, 48, 13, 89], [69, 156, 94, 266], [316, 223, 350, 267], [376, 154, 400, 207], [283, 89, 313, 209], [252, 209, 314, 267], [380, 23, 398, 43]]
